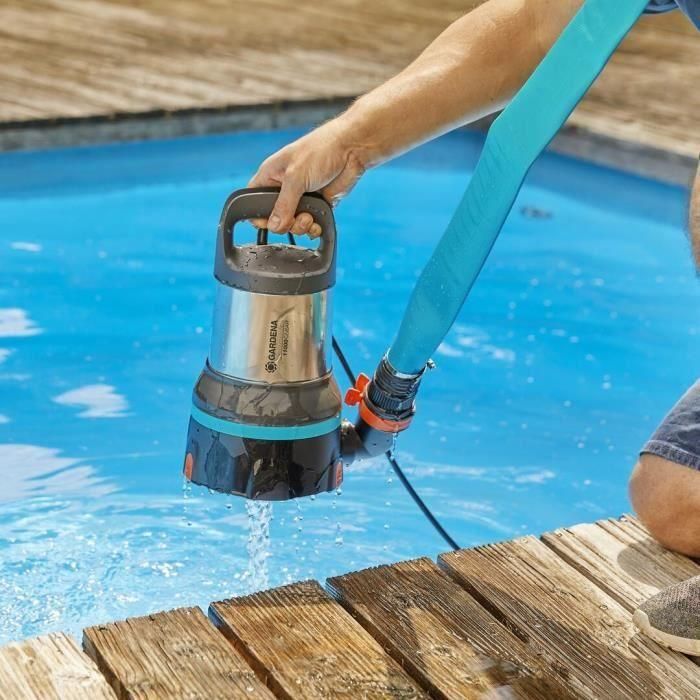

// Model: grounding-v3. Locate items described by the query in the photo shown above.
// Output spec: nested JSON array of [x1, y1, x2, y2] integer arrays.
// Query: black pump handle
[[214, 186, 337, 293]]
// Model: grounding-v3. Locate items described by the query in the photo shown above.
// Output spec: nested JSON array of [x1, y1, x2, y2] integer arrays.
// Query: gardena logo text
[[265, 320, 278, 373]]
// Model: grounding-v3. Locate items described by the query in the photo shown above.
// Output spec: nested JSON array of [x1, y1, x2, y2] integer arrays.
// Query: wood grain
[[440, 536, 700, 699], [542, 514, 700, 612], [0, 2, 696, 159], [209, 579, 428, 699], [0, 633, 116, 700], [328, 557, 575, 699], [83, 606, 273, 700]]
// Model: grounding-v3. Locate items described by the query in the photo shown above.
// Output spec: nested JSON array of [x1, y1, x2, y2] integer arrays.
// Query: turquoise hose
[[387, 0, 649, 375]]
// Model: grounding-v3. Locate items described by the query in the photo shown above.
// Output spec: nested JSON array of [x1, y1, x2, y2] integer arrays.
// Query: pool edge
[[0, 101, 695, 188]]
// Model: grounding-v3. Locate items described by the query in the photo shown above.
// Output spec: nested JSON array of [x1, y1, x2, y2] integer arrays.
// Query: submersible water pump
[[184, 187, 343, 500]]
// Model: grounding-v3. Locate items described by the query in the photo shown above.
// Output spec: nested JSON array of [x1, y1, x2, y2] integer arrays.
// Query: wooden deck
[[0, 1, 697, 183], [1, 515, 698, 699]]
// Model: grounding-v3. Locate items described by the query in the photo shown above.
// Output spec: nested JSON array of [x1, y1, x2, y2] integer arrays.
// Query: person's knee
[[629, 454, 700, 557]]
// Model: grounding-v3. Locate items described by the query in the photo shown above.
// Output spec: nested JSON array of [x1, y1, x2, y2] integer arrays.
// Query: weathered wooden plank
[[542, 515, 700, 612], [83, 607, 273, 700], [0, 2, 696, 161], [209, 579, 428, 699], [327, 557, 576, 699], [0, 632, 116, 700], [440, 536, 700, 699]]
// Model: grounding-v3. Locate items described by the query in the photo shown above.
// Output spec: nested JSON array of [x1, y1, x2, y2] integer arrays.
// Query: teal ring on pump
[[190, 405, 341, 440]]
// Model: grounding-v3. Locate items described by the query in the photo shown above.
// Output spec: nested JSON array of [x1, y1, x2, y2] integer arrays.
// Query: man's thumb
[[267, 177, 304, 232]]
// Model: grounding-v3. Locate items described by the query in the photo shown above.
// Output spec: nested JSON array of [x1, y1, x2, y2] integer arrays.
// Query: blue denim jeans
[[642, 381, 700, 470]]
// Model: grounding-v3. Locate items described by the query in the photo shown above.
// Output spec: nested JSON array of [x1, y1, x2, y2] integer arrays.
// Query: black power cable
[[286, 232, 460, 551], [256, 227, 269, 245]]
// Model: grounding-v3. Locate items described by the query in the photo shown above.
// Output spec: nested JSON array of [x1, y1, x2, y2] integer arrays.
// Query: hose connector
[[342, 355, 430, 463], [369, 355, 425, 424]]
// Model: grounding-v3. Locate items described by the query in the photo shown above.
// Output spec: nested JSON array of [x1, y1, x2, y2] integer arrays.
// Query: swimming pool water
[[0, 127, 697, 643]]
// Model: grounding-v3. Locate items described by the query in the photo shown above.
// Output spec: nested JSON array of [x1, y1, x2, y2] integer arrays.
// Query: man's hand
[[248, 118, 368, 238]]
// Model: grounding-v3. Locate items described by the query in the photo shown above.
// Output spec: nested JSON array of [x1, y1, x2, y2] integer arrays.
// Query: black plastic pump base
[[184, 416, 343, 501]]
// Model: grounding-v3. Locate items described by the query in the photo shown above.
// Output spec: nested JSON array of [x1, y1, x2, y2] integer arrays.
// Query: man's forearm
[[338, 0, 583, 167]]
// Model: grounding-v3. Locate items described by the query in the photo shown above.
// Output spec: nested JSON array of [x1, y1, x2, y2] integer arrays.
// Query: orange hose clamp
[[344, 373, 412, 433]]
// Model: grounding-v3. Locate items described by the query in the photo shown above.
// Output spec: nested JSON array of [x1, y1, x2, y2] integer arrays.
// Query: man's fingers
[[290, 213, 313, 236], [250, 213, 318, 236], [267, 175, 305, 232], [247, 183, 313, 234], [245, 160, 330, 236]]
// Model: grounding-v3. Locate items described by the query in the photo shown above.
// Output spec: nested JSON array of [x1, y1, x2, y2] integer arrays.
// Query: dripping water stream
[[243, 500, 273, 591]]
